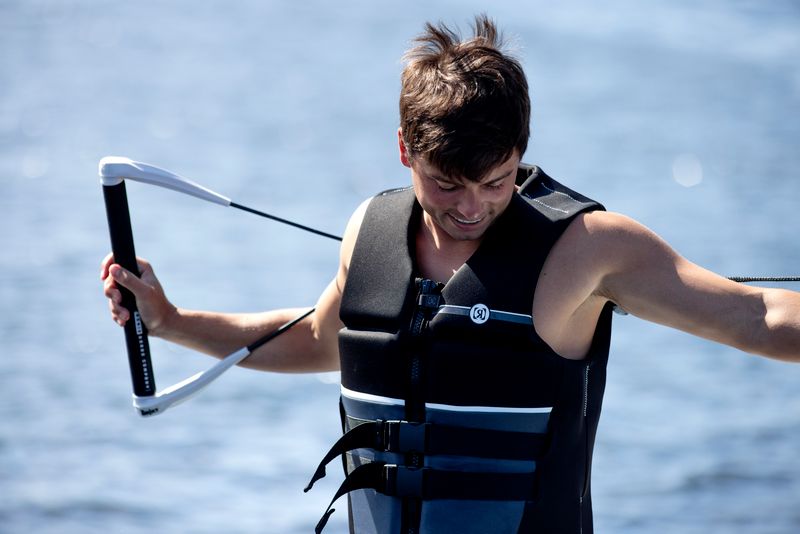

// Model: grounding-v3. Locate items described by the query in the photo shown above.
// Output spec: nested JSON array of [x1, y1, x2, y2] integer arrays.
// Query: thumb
[[109, 264, 148, 296]]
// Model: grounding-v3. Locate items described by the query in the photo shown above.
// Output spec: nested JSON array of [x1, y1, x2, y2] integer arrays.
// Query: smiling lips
[[449, 213, 486, 226]]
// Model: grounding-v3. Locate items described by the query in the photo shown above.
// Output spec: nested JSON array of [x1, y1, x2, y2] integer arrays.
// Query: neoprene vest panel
[[306, 165, 613, 534]]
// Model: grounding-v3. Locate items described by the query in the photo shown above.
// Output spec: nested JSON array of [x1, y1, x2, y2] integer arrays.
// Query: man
[[102, 15, 800, 534]]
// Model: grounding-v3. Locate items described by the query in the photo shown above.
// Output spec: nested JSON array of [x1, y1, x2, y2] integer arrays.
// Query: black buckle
[[383, 464, 426, 498], [417, 293, 441, 309], [416, 279, 442, 310], [376, 420, 428, 453]]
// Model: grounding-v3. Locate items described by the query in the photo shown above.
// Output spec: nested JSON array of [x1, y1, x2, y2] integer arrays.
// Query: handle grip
[[102, 180, 156, 397]]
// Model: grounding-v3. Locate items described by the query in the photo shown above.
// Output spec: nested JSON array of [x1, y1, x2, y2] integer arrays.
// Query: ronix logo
[[469, 303, 490, 324]]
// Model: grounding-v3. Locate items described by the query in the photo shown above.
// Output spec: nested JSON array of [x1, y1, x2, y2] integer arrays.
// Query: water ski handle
[[99, 156, 231, 206], [101, 180, 157, 398]]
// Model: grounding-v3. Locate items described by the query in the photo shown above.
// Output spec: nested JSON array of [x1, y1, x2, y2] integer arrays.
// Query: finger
[[109, 264, 146, 294], [103, 279, 122, 303], [135, 256, 151, 274], [135, 257, 158, 284], [104, 277, 128, 321], [109, 299, 130, 324], [100, 252, 115, 279]]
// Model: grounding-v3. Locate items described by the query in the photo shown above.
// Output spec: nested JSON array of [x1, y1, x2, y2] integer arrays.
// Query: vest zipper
[[406, 278, 440, 421], [582, 362, 590, 418], [402, 279, 441, 534], [581, 362, 592, 510]]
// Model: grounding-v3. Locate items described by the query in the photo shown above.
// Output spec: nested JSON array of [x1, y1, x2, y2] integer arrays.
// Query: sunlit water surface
[[1, 1, 799, 533]]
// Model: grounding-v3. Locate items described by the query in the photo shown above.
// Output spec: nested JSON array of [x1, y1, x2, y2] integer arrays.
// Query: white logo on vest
[[469, 303, 490, 324]]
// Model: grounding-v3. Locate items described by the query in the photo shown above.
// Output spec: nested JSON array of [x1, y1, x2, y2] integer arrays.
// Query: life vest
[[306, 164, 613, 534]]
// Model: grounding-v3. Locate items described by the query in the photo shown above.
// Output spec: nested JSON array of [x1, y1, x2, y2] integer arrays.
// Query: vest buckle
[[416, 278, 442, 311], [377, 420, 429, 453], [383, 464, 426, 498]]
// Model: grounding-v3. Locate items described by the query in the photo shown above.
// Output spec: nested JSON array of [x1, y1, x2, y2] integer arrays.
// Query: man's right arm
[[100, 197, 370, 374]]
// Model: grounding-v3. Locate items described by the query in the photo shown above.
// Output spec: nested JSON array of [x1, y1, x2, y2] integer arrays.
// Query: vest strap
[[313, 462, 538, 532], [384, 464, 538, 500], [314, 462, 385, 534], [304, 418, 548, 492]]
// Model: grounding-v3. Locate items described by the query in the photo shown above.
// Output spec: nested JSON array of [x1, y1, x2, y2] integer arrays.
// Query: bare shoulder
[[547, 210, 684, 286], [535, 209, 793, 359], [582, 209, 677, 257], [565, 210, 670, 254], [533, 210, 680, 358], [536, 210, 660, 296]]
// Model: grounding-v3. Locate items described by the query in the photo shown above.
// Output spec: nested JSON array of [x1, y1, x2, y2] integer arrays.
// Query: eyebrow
[[429, 168, 515, 185], [487, 169, 514, 183]]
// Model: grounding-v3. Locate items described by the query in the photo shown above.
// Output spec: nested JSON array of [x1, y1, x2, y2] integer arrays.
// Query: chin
[[445, 224, 488, 241]]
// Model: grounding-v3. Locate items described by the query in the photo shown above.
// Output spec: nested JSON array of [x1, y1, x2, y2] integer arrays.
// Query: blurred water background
[[1, 1, 799, 532]]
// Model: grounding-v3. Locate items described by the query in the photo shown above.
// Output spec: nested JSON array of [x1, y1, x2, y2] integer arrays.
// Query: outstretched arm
[[535, 211, 800, 361], [100, 198, 370, 373], [597, 213, 800, 361], [101, 253, 342, 373]]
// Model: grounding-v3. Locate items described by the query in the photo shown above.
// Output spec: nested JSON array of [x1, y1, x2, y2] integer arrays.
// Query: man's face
[[403, 148, 520, 243]]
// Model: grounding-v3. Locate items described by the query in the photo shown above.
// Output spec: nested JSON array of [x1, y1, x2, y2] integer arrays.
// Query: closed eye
[[432, 178, 459, 192], [483, 179, 507, 190]]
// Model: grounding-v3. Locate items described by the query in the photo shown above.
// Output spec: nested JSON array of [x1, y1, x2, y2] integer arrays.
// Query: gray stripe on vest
[[435, 304, 533, 325], [522, 180, 595, 215], [341, 386, 551, 414]]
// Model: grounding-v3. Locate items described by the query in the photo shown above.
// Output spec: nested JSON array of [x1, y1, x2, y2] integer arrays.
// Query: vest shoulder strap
[[340, 188, 417, 331], [516, 163, 605, 223]]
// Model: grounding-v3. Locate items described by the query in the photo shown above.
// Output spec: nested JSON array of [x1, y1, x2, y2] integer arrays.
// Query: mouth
[[449, 214, 486, 226]]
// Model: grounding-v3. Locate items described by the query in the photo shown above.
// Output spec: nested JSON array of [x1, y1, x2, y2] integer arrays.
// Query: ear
[[398, 128, 411, 168]]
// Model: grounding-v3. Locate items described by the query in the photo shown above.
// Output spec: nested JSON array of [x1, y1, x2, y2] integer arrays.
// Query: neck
[[424, 212, 482, 252], [415, 212, 481, 282]]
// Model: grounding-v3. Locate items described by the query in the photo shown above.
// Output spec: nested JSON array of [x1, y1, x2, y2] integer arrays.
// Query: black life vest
[[306, 165, 613, 534]]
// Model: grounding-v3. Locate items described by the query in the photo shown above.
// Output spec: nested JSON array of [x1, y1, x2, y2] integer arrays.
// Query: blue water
[[1, 1, 799, 532]]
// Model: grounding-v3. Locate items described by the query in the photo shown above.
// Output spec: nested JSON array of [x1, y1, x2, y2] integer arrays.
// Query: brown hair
[[399, 14, 530, 182]]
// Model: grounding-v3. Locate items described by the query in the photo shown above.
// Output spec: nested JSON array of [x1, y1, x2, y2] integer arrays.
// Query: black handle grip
[[102, 181, 156, 397]]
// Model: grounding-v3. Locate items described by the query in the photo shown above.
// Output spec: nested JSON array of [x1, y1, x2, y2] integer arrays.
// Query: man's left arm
[[591, 212, 800, 361]]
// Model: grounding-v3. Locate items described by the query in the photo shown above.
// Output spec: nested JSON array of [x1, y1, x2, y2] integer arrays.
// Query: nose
[[456, 187, 483, 220]]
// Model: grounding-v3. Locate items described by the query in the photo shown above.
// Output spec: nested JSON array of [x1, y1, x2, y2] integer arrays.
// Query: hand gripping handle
[[101, 179, 156, 398]]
